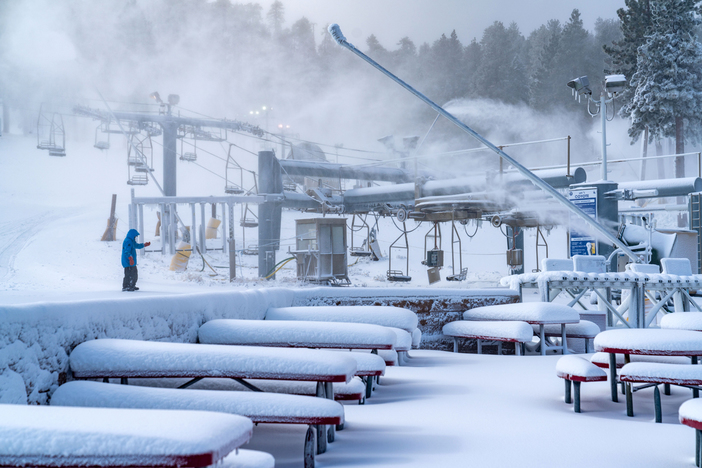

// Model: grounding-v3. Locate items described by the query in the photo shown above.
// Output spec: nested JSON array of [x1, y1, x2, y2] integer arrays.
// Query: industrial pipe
[[328, 24, 641, 262]]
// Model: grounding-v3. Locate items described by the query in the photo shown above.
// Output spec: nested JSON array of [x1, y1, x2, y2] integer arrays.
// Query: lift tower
[[74, 99, 264, 196]]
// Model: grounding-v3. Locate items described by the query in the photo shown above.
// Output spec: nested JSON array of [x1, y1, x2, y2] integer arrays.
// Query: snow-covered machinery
[[292, 217, 349, 285]]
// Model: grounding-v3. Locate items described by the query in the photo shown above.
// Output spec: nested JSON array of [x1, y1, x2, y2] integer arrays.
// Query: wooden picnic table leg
[[609, 353, 618, 402], [564, 379, 572, 404], [573, 381, 581, 413], [561, 323, 568, 355], [304, 426, 315, 468], [654, 385, 662, 423]]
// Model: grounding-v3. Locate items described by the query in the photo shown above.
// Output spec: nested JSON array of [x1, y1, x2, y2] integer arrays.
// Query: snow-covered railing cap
[[328, 24, 347, 45]]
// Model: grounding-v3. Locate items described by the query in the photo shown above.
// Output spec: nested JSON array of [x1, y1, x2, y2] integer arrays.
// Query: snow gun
[[327, 23, 641, 263]]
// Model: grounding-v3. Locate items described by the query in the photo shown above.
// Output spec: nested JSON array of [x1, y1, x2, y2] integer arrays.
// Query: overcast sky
[[259, 0, 627, 48]]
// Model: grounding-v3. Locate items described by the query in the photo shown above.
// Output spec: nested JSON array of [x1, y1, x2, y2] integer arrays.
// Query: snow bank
[[0, 289, 293, 404], [0, 404, 252, 462]]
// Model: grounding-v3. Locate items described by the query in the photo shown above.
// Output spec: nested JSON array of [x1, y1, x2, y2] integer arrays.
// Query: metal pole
[[600, 91, 608, 181], [328, 24, 641, 263]]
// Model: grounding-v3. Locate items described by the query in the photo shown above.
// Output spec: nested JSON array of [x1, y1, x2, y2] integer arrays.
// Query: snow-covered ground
[[1, 132, 699, 467]]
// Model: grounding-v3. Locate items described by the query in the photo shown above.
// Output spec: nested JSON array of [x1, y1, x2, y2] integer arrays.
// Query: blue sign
[[569, 188, 598, 257]]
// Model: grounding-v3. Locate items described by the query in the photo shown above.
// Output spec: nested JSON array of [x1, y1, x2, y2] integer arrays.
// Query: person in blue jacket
[[122, 229, 150, 291]]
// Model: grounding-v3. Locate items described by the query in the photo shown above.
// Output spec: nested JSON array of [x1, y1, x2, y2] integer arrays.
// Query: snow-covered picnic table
[[0, 404, 258, 467], [594, 329, 702, 403], [199, 319, 396, 350], [266, 306, 419, 334], [462, 303, 580, 355], [70, 339, 357, 384], [661, 312, 702, 332]]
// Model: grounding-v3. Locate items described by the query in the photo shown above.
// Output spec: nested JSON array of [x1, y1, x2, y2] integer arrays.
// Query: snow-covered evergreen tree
[[626, 0, 702, 169]]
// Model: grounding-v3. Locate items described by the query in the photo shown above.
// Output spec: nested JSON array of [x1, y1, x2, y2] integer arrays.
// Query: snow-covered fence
[[0, 289, 293, 404]]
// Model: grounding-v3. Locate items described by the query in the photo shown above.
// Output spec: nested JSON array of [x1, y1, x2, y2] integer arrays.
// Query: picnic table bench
[[266, 306, 419, 334], [594, 328, 702, 405], [198, 320, 387, 398], [0, 403, 270, 468], [620, 362, 702, 423], [555, 356, 607, 413], [69, 339, 357, 457], [679, 399, 702, 467], [53, 380, 342, 467], [442, 320, 533, 355], [463, 303, 580, 355], [661, 312, 702, 332]]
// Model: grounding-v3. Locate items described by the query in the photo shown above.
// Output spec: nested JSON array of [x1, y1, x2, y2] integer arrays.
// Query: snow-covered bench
[[266, 306, 419, 334], [69, 339, 357, 456], [199, 319, 396, 351], [590, 351, 692, 369], [442, 320, 533, 355], [679, 399, 702, 467], [463, 303, 580, 355], [661, 312, 702, 332], [0, 403, 269, 468], [555, 356, 607, 413], [530, 320, 600, 353], [198, 321, 386, 399], [52, 380, 342, 467], [620, 362, 702, 423]]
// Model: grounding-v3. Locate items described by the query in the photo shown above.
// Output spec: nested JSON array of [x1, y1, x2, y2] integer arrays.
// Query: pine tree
[[474, 22, 527, 104], [627, 0, 702, 174], [267, 1, 285, 38], [603, 0, 652, 118]]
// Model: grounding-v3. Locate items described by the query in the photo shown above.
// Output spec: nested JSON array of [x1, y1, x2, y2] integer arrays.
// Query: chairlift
[[224, 144, 245, 194], [422, 222, 443, 268], [243, 244, 259, 256], [127, 174, 148, 186], [127, 132, 154, 172], [446, 221, 467, 281], [180, 130, 197, 162], [239, 204, 258, 256], [101, 120, 139, 135], [387, 222, 411, 282], [193, 126, 227, 142], [349, 214, 373, 257], [94, 124, 110, 150], [36, 105, 66, 157]]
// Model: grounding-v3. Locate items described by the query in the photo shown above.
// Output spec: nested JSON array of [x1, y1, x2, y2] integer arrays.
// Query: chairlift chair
[[224, 144, 246, 194], [387, 222, 411, 282], [349, 214, 373, 257], [180, 131, 197, 162], [94, 124, 110, 150], [36, 107, 66, 157]]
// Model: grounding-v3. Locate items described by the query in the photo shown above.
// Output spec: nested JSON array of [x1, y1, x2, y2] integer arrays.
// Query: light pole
[[567, 74, 626, 181]]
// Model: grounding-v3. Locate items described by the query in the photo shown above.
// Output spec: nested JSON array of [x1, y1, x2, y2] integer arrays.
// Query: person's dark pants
[[123, 266, 138, 290]]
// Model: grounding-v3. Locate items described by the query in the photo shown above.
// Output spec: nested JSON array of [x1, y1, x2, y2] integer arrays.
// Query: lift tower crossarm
[[327, 24, 641, 263], [74, 105, 263, 197]]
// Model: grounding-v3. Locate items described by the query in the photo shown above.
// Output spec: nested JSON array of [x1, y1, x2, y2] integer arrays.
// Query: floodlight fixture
[[604, 74, 626, 96], [150, 91, 163, 104], [377, 135, 395, 150], [566, 76, 591, 96], [167, 94, 180, 106]]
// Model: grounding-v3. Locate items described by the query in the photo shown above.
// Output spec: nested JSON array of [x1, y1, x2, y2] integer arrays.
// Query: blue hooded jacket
[[121, 229, 145, 268]]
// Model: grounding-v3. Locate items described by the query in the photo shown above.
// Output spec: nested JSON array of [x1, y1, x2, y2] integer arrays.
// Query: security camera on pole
[[566, 75, 626, 274]]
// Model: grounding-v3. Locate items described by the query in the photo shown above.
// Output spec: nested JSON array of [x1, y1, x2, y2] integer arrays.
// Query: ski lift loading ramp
[[327, 23, 641, 263]]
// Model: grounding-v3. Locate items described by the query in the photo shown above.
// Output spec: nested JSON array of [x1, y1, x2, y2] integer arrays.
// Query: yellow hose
[[265, 257, 295, 279]]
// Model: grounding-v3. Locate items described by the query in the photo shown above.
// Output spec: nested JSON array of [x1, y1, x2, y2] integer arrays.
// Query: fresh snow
[[266, 306, 419, 333], [660, 312, 702, 331], [0, 404, 252, 460], [442, 320, 533, 342], [69, 339, 357, 382], [52, 380, 345, 423], [594, 329, 702, 355], [620, 362, 702, 382], [198, 319, 397, 349], [556, 355, 607, 380], [463, 302, 581, 323]]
